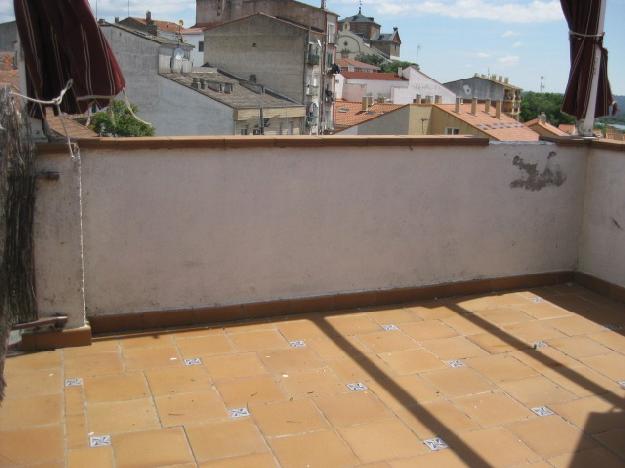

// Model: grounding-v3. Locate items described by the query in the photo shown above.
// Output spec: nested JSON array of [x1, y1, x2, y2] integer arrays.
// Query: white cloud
[[512, 41, 523, 47], [366, 0, 563, 23], [498, 54, 520, 66], [501, 30, 519, 38], [475, 52, 491, 58]]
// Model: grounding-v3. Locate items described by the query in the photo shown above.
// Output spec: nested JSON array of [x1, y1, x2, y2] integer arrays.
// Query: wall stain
[[510, 153, 566, 191], [611, 217, 623, 231]]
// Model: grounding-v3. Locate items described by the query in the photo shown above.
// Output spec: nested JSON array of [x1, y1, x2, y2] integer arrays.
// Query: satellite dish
[[173, 47, 185, 60]]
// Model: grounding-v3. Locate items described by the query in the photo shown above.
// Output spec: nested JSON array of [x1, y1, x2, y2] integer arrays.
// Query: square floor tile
[[421, 336, 487, 360], [453, 392, 531, 427], [400, 320, 458, 341], [315, 391, 391, 427], [587, 331, 625, 354], [339, 418, 427, 463], [379, 349, 445, 375], [250, 399, 328, 436], [498, 375, 577, 407], [593, 428, 625, 460], [365, 375, 441, 410], [440, 314, 489, 336], [357, 331, 419, 353], [87, 398, 160, 434], [364, 307, 422, 324], [507, 415, 596, 458], [325, 313, 381, 336], [84, 373, 149, 403], [0, 425, 64, 466], [0, 394, 62, 429], [547, 336, 612, 359], [1, 368, 62, 399], [199, 452, 278, 468], [155, 389, 226, 427], [408, 304, 457, 320], [229, 330, 289, 351], [175, 333, 233, 357], [123, 346, 181, 370], [474, 308, 534, 326], [278, 367, 345, 397], [216, 374, 285, 407], [113, 427, 194, 467], [421, 368, 494, 398], [118, 333, 175, 350], [68, 446, 114, 468], [394, 400, 479, 438], [276, 319, 327, 341], [543, 316, 605, 336], [64, 352, 123, 377], [203, 353, 268, 381], [466, 333, 516, 354], [579, 353, 625, 381], [260, 348, 325, 374], [548, 447, 625, 468], [466, 353, 538, 383], [145, 365, 212, 395], [269, 429, 359, 468], [186, 419, 268, 462], [538, 365, 620, 398], [4, 351, 61, 373], [459, 427, 540, 466], [551, 396, 625, 433]]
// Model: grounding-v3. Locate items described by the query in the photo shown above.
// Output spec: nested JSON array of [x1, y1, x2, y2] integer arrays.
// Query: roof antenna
[[358, 0, 362, 14], [127, 0, 130, 18]]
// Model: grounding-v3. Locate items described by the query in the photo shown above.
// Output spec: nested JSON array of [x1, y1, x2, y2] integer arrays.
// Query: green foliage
[[354, 53, 385, 67], [380, 60, 419, 73], [520, 92, 575, 126], [90, 100, 154, 137]]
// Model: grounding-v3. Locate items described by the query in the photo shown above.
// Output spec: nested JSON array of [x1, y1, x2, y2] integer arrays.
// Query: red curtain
[[13, 0, 125, 117], [560, 0, 614, 119]]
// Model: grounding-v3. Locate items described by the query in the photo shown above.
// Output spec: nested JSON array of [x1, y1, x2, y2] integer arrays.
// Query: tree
[[90, 100, 154, 137], [520, 92, 575, 126], [354, 53, 385, 67], [380, 60, 419, 74]]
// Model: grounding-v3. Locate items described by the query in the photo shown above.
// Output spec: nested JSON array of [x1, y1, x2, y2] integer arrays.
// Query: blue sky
[[1, 0, 623, 94]]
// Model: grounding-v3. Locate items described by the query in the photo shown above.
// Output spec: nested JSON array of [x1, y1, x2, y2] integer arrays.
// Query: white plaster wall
[[342, 77, 409, 101], [578, 148, 625, 288], [392, 68, 456, 105], [77, 142, 586, 317], [182, 32, 204, 67], [34, 153, 85, 328]]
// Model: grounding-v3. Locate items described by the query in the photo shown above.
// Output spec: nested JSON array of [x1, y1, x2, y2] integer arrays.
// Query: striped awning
[[13, 0, 125, 118], [560, 0, 615, 119]]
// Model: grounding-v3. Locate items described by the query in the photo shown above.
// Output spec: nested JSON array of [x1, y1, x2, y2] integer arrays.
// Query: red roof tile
[[334, 100, 404, 129], [435, 103, 539, 141], [524, 118, 569, 137]]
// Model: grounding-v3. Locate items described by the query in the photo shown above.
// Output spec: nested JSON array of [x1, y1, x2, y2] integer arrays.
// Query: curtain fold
[[560, 0, 614, 119], [13, 0, 125, 118]]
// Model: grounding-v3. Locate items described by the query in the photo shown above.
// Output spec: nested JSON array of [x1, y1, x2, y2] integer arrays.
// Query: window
[[240, 127, 248, 135], [198, 41, 204, 52], [444, 127, 460, 135], [327, 22, 336, 43]]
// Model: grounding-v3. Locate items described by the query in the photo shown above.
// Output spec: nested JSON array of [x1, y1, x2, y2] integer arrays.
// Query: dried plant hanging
[[0, 86, 38, 400]]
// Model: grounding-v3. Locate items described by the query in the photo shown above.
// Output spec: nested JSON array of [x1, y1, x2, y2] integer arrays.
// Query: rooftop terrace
[[1, 135, 624, 467]]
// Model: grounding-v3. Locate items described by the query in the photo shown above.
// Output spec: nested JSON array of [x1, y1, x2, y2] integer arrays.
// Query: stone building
[[337, 8, 401, 60], [204, 13, 335, 133]]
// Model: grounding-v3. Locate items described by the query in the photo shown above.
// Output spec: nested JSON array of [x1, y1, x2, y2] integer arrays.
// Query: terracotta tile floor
[[2, 284, 625, 467]]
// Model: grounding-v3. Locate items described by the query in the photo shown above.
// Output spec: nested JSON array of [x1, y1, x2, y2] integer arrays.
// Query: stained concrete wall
[[579, 148, 625, 288], [65, 141, 586, 317], [100, 25, 234, 135], [34, 153, 85, 328]]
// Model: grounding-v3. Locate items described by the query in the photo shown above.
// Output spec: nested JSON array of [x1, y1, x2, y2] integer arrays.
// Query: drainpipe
[[580, 0, 607, 137]]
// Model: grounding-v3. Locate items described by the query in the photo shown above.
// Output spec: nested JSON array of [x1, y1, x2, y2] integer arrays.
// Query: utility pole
[[540, 76, 545, 93]]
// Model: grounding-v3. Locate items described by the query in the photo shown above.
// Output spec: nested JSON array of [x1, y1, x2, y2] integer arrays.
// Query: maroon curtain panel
[[13, 0, 125, 118], [560, 0, 614, 119]]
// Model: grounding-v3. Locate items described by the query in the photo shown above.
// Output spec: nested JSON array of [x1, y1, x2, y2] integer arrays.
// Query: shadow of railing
[[311, 315, 493, 468]]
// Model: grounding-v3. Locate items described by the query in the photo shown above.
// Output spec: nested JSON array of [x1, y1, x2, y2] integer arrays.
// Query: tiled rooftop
[[2, 284, 624, 467], [341, 71, 406, 81], [334, 100, 405, 129]]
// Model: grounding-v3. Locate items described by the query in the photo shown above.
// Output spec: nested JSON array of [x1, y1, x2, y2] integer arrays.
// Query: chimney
[[200, 79, 206, 90], [470, 98, 477, 115], [415, 94, 421, 103], [539, 112, 547, 123], [498, 75, 503, 82], [376, 96, 385, 104], [434, 95, 442, 104], [397, 66, 403, 77], [455, 97, 462, 113], [191, 77, 200, 89], [495, 100, 502, 119], [425, 96, 432, 104], [362, 96, 369, 111], [504, 77, 509, 84], [484, 99, 491, 114], [146, 10, 152, 23], [115, 16, 119, 23]]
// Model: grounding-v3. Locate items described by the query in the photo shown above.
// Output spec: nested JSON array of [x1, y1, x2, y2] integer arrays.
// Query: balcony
[[306, 53, 320, 66], [3, 135, 625, 467]]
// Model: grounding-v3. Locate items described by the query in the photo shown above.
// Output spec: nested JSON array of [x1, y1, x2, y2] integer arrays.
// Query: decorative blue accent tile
[[447, 360, 465, 368], [289, 340, 306, 348], [381, 324, 399, 331], [424, 437, 448, 451], [184, 357, 202, 366], [531, 297, 544, 303], [229, 407, 250, 418], [533, 341, 547, 350], [89, 435, 111, 447], [531, 406, 554, 417], [346, 382, 368, 391], [619, 381, 625, 390], [64, 378, 83, 387]]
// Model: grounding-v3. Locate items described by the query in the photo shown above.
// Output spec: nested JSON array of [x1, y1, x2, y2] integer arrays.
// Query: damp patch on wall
[[510, 151, 566, 191]]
